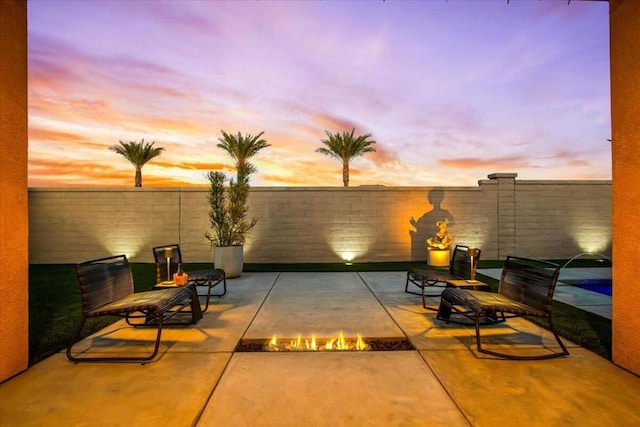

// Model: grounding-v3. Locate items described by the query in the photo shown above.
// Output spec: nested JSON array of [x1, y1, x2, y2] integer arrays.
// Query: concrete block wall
[[244, 185, 490, 264], [28, 174, 612, 265], [515, 181, 613, 260], [29, 188, 181, 263]]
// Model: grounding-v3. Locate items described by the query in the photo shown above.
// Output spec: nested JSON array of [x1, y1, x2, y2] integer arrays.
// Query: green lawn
[[28, 260, 611, 365], [28, 263, 157, 365]]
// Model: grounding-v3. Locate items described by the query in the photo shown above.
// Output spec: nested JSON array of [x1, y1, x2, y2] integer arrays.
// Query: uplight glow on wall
[[570, 223, 611, 255], [100, 225, 150, 261], [328, 228, 373, 264]]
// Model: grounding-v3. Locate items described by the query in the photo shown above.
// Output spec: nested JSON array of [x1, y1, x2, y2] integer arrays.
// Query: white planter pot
[[214, 245, 244, 278], [427, 249, 450, 267]]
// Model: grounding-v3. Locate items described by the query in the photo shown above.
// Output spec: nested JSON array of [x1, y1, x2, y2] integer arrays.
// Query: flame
[[267, 332, 366, 351], [304, 335, 317, 350], [356, 333, 366, 350], [290, 334, 302, 349], [337, 331, 347, 350], [325, 338, 336, 350]]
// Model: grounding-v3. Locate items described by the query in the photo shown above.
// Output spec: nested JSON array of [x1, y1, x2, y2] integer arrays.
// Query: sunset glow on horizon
[[27, 0, 611, 188]]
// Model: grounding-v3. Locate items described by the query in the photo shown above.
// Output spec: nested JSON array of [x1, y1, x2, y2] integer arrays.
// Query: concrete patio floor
[[1, 271, 638, 426]]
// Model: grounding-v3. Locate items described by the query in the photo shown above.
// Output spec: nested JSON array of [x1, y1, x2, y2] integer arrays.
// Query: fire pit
[[268, 332, 367, 351], [236, 332, 415, 352]]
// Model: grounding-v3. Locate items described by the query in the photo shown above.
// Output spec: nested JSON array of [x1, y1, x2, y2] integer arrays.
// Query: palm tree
[[217, 130, 271, 184], [109, 139, 164, 187], [316, 128, 377, 187]]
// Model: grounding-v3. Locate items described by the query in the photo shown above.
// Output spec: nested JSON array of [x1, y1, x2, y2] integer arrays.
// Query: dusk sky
[[27, 0, 611, 188]]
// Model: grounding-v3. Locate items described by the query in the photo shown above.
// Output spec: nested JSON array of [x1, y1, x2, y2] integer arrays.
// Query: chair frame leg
[[404, 273, 409, 292], [421, 280, 445, 310], [195, 276, 226, 313], [404, 272, 421, 295], [66, 311, 166, 364], [474, 311, 569, 360], [406, 273, 444, 311]]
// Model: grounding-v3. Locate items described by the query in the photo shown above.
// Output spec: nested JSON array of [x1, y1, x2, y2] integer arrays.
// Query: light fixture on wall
[[342, 252, 355, 265], [164, 247, 173, 282]]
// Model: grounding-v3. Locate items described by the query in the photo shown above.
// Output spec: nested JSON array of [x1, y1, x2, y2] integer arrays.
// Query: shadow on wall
[[409, 188, 455, 261]]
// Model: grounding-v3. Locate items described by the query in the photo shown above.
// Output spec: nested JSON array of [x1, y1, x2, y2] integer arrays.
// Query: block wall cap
[[488, 173, 518, 179]]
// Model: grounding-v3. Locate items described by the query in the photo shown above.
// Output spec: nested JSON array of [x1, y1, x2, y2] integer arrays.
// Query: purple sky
[[27, 0, 611, 187]]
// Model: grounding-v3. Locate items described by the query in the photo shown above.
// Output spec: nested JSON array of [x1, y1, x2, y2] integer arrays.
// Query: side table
[[445, 279, 492, 292], [153, 282, 203, 324]]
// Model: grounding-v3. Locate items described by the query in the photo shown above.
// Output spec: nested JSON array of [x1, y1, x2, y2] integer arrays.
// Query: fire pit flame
[[356, 333, 366, 350], [268, 331, 368, 351]]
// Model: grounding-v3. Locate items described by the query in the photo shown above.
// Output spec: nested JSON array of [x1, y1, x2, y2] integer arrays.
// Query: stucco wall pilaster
[[610, 0, 640, 375], [0, 0, 29, 382], [488, 173, 517, 258]]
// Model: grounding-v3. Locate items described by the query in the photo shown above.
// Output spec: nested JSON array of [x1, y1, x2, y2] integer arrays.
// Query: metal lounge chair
[[67, 254, 194, 363], [437, 255, 569, 360], [153, 244, 226, 312], [405, 244, 481, 309]]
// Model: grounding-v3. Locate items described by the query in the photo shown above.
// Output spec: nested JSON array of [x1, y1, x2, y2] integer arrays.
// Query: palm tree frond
[[216, 130, 270, 180], [316, 128, 377, 186], [109, 139, 164, 187]]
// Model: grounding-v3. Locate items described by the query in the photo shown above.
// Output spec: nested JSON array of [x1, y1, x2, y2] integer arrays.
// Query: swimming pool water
[[563, 279, 612, 296]]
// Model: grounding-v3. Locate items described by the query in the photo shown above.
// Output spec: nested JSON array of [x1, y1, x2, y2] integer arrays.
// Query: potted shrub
[[204, 170, 254, 278], [426, 219, 453, 267], [204, 131, 269, 278]]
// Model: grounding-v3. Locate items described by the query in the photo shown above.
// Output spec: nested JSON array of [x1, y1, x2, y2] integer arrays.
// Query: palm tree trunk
[[135, 167, 142, 187], [342, 161, 349, 187]]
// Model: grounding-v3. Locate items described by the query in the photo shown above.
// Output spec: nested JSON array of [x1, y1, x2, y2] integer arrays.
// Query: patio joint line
[[191, 272, 281, 426], [416, 349, 474, 427], [357, 272, 472, 425], [355, 272, 412, 342], [234, 272, 282, 345]]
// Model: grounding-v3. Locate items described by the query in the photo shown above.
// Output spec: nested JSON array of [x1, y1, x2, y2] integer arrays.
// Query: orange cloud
[[141, 117, 208, 135], [546, 149, 591, 167], [136, 84, 191, 99], [153, 161, 227, 171], [29, 157, 127, 187], [28, 47, 83, 89], [439, 156, 532, 170], [28, 127, 92, 144], [313, 114, 362, 134], [261, 173, 314, 186], [368, 143, 399, 165], [28, 156, 208, 188], [258, 157, 345, 187], [132, 175, 204, 187], [30, 157, 119, 175], [29, 93, 116, 125]]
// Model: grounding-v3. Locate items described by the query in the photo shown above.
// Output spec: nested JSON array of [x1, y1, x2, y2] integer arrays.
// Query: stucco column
[[610, 0, 640, 375], [0, 0, 29, 382], [488, 173, 518, 259]]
